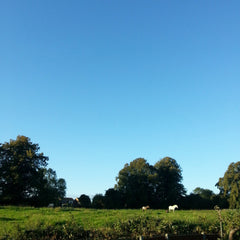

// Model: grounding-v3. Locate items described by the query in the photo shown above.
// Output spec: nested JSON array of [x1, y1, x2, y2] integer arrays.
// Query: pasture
[[0, 206, 227, 239]]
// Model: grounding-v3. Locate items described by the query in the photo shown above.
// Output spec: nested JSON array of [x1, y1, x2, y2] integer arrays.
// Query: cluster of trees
[[73, 158, 229, 209], [115, 157, 185, 209], [0, 136, 66, 206], [0, 136, 239, 209], [73, 187, 229, 210]]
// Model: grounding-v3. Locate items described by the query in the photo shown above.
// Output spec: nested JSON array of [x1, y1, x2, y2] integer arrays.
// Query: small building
[[61, 197, 74, 207]]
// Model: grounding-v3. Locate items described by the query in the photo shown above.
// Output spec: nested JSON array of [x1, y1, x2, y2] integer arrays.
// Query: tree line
[[74, 158, 228, 210], [0, 136, 239, 209]]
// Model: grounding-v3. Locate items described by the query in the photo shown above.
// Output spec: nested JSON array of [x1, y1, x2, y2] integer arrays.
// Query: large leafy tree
[[193, 187, 214, 199], [114, 157, 185, 209], [92, 194, 105, 209], [78, 194, 91, 208], [154, 157, 186, 208], [191, 187, 215, 209], [36, 168, 66, 206], [217, 162, 240, 208], [115, 158, 157, 208], [0, 136, 66, 206], [104, 188, 123, 209]]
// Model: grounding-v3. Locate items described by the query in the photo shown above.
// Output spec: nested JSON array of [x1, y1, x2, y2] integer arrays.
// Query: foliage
[[193, 188, 214, 199], [115, 157, 185, 209], [154, 157, 186, 208], [214, 206, 240, 240], [115, 158, 155, 208], [223, 210, 240, 240], [104, 188, 123, 209], [78, 194, 91, 208], [185, 188, 220, 209], [92, 194, 105, 209], [36, 168, 66, 206], [216, 161, 240, 208], [0, 136, 66, 206]]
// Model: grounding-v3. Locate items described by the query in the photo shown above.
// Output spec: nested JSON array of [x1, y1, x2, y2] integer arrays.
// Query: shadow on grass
[[0, 217, 16, 222]]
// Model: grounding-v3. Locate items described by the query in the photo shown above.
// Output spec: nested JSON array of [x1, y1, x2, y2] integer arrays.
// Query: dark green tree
[[104, 188, 123, 209], [216, 162, 240, 208], [191, 187, 215, 209], [181, 193, 203, 209], [154, 157, 186, 208], [36, 168, 66, 206], [78, 194, 91, 208], [0, 136, 66, 206], [92, 194, 105, 209], [115, 158, 156, 208], [193, 187, 214, 199], [0, 136, 48, 204], [179, 189, 228, 210]]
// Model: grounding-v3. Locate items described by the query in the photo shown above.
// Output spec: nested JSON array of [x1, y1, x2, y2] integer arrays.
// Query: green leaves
[[0, 135, 66, 206], [217, 162, 240, 208], [115, 157, 185, 208]]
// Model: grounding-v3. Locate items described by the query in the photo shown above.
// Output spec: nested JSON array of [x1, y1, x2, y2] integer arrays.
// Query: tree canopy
[[0, 136, 66, 206], [78, 194, 91, 208], [92, 194, 105, 209], [115, 157, 185, 208], [217, 161, 240, 208], [115, 158, 156, 208], [154, 157, 186, 207]]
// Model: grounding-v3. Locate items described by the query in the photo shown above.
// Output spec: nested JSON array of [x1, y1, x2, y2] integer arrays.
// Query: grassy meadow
[[0, 206, 225, 239]]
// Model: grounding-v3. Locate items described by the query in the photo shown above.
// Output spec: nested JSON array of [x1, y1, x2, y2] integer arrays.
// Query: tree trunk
[[229, 228, 240, 240]]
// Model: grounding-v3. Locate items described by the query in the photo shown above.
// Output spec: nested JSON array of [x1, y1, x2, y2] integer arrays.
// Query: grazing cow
[[168, 204, 178, 212], [142, 205, 150, 211]]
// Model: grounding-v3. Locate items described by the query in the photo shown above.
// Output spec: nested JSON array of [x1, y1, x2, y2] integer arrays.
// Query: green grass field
[[0, 206, 224, 239]]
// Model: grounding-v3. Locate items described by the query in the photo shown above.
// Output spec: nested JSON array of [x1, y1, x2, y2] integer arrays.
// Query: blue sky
[[1, 1, 240, 199]]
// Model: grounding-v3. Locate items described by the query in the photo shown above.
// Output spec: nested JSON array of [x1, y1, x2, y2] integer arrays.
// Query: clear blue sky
[[1, 1, 240, 199]]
